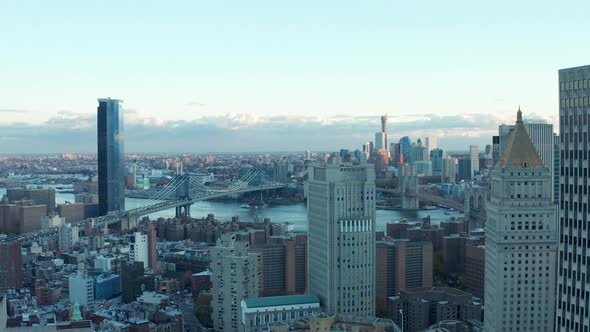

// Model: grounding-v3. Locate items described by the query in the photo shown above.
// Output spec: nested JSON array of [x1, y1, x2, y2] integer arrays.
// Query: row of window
[[560, 79, 590, 91], [560, 97, 590, 109]]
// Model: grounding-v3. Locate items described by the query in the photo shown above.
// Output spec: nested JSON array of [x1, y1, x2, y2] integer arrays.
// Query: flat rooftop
[[243, 294, 320, 309]]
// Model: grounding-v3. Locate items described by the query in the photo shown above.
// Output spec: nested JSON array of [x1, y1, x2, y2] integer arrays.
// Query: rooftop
[[242, 294, 320, 309], [497, 108, 544, 168]]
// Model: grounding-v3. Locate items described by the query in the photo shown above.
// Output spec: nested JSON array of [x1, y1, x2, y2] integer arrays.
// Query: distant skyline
[[1, 1, 588, 152]]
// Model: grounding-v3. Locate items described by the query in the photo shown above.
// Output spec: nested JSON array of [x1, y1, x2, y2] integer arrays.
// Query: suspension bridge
[[10, 169, 286, 245]]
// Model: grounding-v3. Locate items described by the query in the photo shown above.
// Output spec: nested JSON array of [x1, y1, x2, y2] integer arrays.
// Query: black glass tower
[[97, 98, 125, 216]]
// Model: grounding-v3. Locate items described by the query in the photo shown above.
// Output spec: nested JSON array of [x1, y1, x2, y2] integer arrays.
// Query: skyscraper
[[307, 158, 376, 320], [97, 98, 125, 216], [469, 145, 479, 178], [484, 110, 557, 332], [556, 65, 590, 331], [430, 148, 445, 176]]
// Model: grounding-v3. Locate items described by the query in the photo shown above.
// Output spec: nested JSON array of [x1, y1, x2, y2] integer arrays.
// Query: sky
[[1, 0, 589, 153]]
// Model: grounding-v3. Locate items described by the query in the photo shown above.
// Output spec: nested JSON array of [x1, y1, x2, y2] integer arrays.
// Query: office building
[[58, 223, 79, 251], [69, 271, 95, 307], [240, 294, 320, 332], [492, 135, 500, 167], [97, 98, 125, 216], [0, 241, 23, 291], [375, 240, 433, 317], [307, 159, 376, 320], [409, 144, 429, 164], [425, 136, 436, 152], [484, 110, 557, 332], [121, 261, 155, 303], [413, 160, 432, 176], [441, 157, 456, 183], [399, 136, 411, 163], [430, 148, 445, 176], [94, 274, 121, 300], [389, 287, 483, 332], [469, 145, 479, 178], [129, 231, 148, 268], [457, 158, 472, 181], [211, 233, 262, 332], [464, 244, 485, 301], [553, 133, 560, 205], [556, 65, 590, 331]]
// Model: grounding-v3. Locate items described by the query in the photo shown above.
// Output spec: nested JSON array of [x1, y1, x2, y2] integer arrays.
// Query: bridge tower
[[175, 174, 192, 218]]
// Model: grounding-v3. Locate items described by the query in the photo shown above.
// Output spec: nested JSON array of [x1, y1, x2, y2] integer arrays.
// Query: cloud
[[0, 111, 554, 154], [0, 109, 29, 113]]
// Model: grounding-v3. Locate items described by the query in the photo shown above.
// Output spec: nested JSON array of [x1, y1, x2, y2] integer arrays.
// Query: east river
[[0, 188, 464, 232]]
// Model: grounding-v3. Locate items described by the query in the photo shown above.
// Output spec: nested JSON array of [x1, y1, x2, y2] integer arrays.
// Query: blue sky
[[1, 1, 589, 152]]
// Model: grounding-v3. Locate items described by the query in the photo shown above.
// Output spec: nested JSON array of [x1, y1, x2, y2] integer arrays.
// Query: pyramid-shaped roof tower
[[497, 108, 544, 168]]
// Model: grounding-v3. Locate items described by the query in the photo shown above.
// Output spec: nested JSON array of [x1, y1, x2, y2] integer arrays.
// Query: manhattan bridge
[[8, 168, 286, 245]]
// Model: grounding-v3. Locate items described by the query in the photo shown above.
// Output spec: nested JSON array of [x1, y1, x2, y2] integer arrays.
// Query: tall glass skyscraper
[[97, 98, 125, 216], [556, 65, 590, 331]]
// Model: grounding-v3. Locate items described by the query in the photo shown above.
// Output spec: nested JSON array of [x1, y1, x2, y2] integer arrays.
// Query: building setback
[[307, 158, 376, 320], [556, 65, 590, 331], [484, 109, 557, 332]]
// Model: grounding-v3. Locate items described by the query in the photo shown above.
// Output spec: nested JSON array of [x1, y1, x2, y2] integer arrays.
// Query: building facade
[[211, 233, 262, 332], [556, 65, 590, 331], [307, 159, 376, 320], [0, 241, 23, 291], [484, 110, 557, 332], [469, 145, 479, 178], [97, 98, 125, 216], [240, 294, 320, 332], [69, 271, 95, 307]]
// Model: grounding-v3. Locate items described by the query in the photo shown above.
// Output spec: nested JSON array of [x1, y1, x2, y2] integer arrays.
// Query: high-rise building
[[97, 98, 125, 216], [556, 65, 590, 331], [147, 224, 158, 273], [58, 223, 79, 251], [469, 145, 479, 178], [399, 136, 411, 163], [307, 159, 376, 320], [375, 240, 433, 317], [399, 164, 419, 210], [441, 157, 456, 183], [211, 233, 261, 332], [6, 187, 55, 214], [375, 114, 388, 150], [121, 261, 155, 303], [0, 241, 23, 291], [129, 231, 148, 268], [464, 244, 485, 301], [425, 136, 437, 152], [430, 148, 445, 176], [484, 110, 557, 332], [457, 158, 472, 181], [69, 271, 94, 307], [492, 135, 500, 167], [553, 134, 560, 205]]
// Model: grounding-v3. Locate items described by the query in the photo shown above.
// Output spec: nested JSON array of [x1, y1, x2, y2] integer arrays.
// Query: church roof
[[497, 108, 544, 168]]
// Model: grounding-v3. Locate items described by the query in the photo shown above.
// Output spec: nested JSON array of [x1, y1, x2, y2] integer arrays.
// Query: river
[[0, 187, 463, 232]]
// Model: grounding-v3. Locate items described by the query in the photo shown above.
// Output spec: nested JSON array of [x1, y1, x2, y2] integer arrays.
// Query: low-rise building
[[240, 294, 320, 332]]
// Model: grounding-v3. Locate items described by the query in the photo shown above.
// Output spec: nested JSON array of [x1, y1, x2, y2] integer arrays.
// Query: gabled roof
[[497, 108, 543, 168]]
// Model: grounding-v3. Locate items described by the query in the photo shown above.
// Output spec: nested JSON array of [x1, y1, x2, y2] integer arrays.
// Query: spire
[[497, 108, 543, 168]]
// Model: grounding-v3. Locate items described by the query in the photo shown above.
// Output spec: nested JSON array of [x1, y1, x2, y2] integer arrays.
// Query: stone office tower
[[484, 109, 557, 332], [556, 65, 590, 331], [307, 157, 376, 320]]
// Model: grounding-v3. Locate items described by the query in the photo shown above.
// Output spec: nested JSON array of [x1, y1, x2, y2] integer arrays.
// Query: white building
[[211, 233, 261, 332], [58, 223, 79, 251], [69, 271, 94, 307], [240, 294, 320, 332], [556, 65, 590, 331], [484, 110, 557, 332], [94, 255, 115, 272], [307, 157, 376, 320], [129, 232, 148, 268], [42, 215, 64, 230]]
